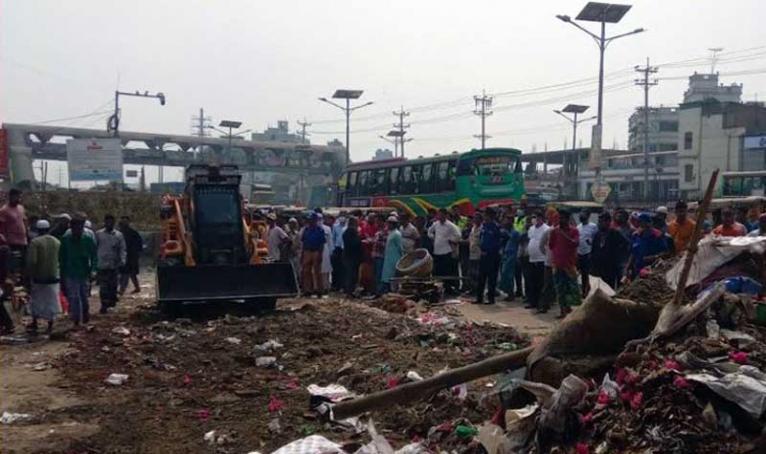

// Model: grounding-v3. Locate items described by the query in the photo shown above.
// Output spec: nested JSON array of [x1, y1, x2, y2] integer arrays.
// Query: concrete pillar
[[6, 128, 35, 185]]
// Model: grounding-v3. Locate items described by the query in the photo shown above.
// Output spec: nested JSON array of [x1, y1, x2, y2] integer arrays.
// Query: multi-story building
[[251, 120, 304, 143], [683, 73, 742, 103], [677, 100, 766, 200], [576, 71, 761, 204], [627, 106, 679, 153]]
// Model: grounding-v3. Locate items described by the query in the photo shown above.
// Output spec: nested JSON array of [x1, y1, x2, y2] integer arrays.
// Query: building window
[[659, 121, 678, 132], [684, 132, 693, 150], [684, 164, 694, 182]]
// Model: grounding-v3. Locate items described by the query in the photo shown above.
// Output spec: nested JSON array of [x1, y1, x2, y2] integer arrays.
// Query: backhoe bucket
[[156, 262, 298, 304]]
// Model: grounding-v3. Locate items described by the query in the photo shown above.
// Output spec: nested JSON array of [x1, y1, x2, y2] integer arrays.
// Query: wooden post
[[671, 169, 719, 305], [330, 346, 533, 420]]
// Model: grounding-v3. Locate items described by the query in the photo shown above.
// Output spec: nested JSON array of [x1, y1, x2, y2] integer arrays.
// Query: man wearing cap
[[655, 206, 669, 233], [266, 213, 289, 262], [50, 213, 72, 239], [95, 214, 126, 313], [26, 220, 61, 334], [300, 213, 326, 296]]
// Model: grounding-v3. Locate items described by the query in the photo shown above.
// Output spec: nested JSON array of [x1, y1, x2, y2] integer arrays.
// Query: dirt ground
[[0, 273, 544, 454]]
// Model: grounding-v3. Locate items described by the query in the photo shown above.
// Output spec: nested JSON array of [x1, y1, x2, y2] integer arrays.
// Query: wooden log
[[671, 168, 719, 306], [330, 346, 533, 420]]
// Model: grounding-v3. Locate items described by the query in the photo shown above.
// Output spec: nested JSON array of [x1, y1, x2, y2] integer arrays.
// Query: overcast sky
[[1, 0, 765, 165]]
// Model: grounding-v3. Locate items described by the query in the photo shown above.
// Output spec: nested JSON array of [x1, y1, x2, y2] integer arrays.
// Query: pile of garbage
[[465, 235, 766, 454], [56, 298, 528, 453]]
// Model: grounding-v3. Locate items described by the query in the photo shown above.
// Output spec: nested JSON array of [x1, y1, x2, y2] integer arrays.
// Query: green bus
[[720, 171, 766, 197], [338, 148, 525, 216]]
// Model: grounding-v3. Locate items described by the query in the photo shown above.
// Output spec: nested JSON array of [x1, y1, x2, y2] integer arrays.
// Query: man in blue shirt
[[301, 213, 326, 297], [475, 207, 503, 305], [330, 216, 347, 292], [499, 212, 521, 301]]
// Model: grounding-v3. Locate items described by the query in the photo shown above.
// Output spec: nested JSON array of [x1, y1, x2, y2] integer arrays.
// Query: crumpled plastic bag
[[270, 435, 344, 454], [538, 374, 589, 436], [686, 370, 766, 418]]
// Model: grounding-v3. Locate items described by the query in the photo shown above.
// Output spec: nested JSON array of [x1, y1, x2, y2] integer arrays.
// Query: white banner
[[66, 138, 123, 181]]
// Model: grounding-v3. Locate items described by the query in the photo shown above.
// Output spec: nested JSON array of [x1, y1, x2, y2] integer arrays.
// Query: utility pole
[[297, 118, 311, 144], [392, 106, 410, 157], [473, 90, 493, 149], [635, 57, 658, 201], [709, 47, 724, 74], [191, 108, 211, 160]]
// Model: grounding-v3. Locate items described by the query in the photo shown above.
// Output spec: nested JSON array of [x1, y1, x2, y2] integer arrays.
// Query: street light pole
[[319, 90, 373, 166], [554, 105, 596, 198], [557, 3, 644, 175], [107, 90, 166, 137]]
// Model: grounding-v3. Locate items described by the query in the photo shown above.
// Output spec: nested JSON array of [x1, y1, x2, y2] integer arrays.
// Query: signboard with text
[[744, 135, 766, 149], [66, 138, 123, 181]]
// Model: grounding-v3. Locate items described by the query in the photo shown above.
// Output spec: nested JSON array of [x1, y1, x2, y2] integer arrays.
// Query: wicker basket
[[396, 248, 433, 277]]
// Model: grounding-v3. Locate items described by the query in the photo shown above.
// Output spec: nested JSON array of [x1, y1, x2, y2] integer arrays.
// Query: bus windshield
[[457, 154, 521, 176]]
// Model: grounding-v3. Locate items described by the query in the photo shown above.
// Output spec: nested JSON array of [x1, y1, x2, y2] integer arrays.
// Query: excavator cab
[[156, 165, 298, 311]]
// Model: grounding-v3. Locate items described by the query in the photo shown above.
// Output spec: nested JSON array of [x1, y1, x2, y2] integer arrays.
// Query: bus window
[[401, 166, 414, 194], [514, 158, 523, 173], [358, 170, 370, 196], [348, 171, 358, 196], [420, 163, 434, 193], [446, 160, 456, 190], [411, 165, 422, 194], [389, 167, 400, 195], [435, 161, 450, 192], [372, 168, 387, 195]]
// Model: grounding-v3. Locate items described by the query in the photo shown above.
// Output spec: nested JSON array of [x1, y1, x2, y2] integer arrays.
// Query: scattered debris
[[104, 373, 129, 386], [0, 412, 32, 425]]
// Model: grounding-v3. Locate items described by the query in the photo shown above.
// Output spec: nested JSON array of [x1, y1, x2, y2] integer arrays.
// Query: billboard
[[66, 138, 123, 181]]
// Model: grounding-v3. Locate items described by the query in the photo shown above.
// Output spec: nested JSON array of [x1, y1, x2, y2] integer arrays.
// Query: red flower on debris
[[575, 442, 590, 454], [386, 376, 401, 389], [673, 376, 691, 389], [729, 351, 749, 364], [195, 408, 210, 421], [596, 390, 611, 405], [268, 395, 285, 413], [630, 392, 643, 410], [183, 374, 192, 386], [664, 359, 681, 371], [579, 412, 593, 425]]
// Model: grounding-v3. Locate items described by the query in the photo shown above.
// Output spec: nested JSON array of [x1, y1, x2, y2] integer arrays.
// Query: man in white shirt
[[428, 208, 461, 295], [576, 211, 598, 298], [400, 212, 420, 254], [266, 214, 289, 261], [525, 212, 549, 310]]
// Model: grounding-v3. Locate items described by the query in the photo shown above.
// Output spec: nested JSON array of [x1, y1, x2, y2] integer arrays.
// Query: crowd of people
[[0, 189, 144, 335], [265, 200, 766, 318]]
